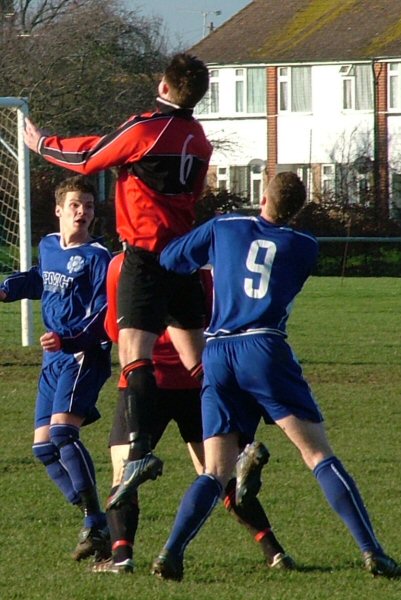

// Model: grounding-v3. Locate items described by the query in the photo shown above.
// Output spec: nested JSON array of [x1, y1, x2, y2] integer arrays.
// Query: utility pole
[[202, 10, 222, 37]]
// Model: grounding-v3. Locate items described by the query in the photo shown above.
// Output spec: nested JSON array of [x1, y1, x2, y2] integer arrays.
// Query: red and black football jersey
[[39, 99, 213, 252]]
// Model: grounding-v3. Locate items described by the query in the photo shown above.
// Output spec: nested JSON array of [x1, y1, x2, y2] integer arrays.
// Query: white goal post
[[0, 96, 33, 346]]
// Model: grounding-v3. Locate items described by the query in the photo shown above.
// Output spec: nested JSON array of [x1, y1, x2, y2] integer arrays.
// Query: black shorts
[[109, 387, 203, 447], [117, 246, 206, 334]]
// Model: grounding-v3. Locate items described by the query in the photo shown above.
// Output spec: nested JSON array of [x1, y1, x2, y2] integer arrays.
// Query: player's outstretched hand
[[40, 331, 62, 352], [24, 117, 49, 153], [0, 289, 6, 301]]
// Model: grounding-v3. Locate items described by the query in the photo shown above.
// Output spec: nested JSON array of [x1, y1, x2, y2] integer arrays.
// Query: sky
[[123, 0, 251, 49]]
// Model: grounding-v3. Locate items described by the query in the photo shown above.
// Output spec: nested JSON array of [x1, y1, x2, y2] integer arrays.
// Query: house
[[189, 0, 401, 219]]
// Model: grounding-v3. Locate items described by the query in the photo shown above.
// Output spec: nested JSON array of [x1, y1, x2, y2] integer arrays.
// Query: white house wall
[[198, 64, 378, 168], [200, 118, 267, 166], [279, 65, 374, 164], [197, 66, 268, 166]]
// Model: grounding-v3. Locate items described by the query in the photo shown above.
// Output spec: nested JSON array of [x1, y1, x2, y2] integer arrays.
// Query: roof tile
[[189, 0, 401, 63]]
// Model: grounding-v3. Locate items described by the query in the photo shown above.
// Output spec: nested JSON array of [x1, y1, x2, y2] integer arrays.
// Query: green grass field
[[1, 277, 401, 600]]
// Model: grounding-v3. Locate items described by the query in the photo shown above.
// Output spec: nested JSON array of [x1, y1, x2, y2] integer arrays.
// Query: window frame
[[278, 66, 312, 113], [235, 68, 245, 113], [216, 166, 228, 190], [194, 68, 220, 116], [388, 62, 401, 111], [340, 64, 373, 111], [321, 164, 336, 195]]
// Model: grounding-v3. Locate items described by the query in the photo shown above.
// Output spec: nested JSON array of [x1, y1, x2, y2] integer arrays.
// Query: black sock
[[106, 487, 139, 562], [224, 478, 285, 561]]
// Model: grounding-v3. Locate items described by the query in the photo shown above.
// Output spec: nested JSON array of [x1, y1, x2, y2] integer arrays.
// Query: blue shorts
[[35, 346, 111, 428], [201, 333, 323, 444]]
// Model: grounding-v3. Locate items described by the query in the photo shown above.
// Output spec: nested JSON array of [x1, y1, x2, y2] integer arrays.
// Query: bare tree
[[0, 1, 170, 245], [324, 126, 374, 209], [0, 0, 169, 133]]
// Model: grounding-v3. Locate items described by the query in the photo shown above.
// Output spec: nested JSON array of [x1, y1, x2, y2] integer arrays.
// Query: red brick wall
[[266, 66, 278, 181], [374, 62, 389, 220]]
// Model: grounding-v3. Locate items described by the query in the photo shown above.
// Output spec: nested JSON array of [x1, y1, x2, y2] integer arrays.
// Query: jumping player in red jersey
[[91, 252, 294, 574], [24, 54, 213, 505]]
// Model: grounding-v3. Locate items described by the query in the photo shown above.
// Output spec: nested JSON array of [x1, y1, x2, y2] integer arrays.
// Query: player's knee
[[49, 423, 80, 450], [32, 441, 60, 466], [122, 359, 155, 392]]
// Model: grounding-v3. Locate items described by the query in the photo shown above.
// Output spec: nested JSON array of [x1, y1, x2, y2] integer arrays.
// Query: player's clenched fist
[[40, 331, 61, 352]]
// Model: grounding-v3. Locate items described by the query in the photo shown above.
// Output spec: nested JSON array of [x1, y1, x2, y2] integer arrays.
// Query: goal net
[[0, 97, 33, 346]]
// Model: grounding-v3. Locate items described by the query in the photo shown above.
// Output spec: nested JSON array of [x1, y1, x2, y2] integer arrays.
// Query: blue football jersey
[[1, 233, 112, 352], [160, 213, 318, 338]]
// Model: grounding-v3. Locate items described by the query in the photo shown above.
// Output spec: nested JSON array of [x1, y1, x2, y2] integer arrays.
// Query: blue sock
[[49, 424, 96, 492], [314, 456, 383, 554], [165, 474, 222, 558], [83, 509, 107, 529], [32, 441, 80, 505]]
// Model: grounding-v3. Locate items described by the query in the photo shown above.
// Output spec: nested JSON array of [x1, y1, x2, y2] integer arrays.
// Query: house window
[[230, 166, 248, 196], [217, 167, 228, 190], [358, 177, 369, 205], [195, 69, 219, 115], [217, 166, 250, 196], [340, 65, 373, 110], [278, 66, 312, 112], [389, 63, 401, 110], [235, 68, 266, 114], [340, 65, 355, 109], [210, 70, 219, 113], [335, 163, 371, 205], [391, 173, 401, 219], [348, 174, 370, 204], [322, 164, 336, 194], [278, 67, 289, 111], [235, 69, 245, 113], [247, 68, 266, 113], [249, 160, 265, 206]]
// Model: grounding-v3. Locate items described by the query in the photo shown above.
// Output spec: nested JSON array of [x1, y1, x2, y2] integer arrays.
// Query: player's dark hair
[[55, 175, 97, 206], [164, 53, 209, 108], [267, 172, 306, 223]]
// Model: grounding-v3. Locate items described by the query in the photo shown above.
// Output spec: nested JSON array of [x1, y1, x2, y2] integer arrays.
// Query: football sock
[[223, 477, 285, 561], [50, 424, 96, 490], [49, 424, 105, 527], [164, 474, 222, 558], [122, 359, 157, 459], [314, 456, 383, 554], [80, 486, 106, 528], [189, 361, 203, 383], [32, 441, 80, 505], [106, 487, 139, 563]]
